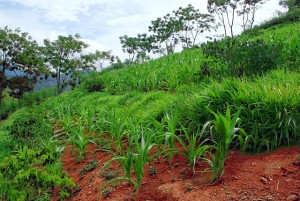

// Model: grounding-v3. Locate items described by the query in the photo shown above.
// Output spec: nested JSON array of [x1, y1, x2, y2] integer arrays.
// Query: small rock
[[265, 195, 274, 201], [233, 176, 239, 180], [185, 184, 193, 191], [286, 194, 298, 201], [173, 163, 180, 168], [260, 177, 269, 184]]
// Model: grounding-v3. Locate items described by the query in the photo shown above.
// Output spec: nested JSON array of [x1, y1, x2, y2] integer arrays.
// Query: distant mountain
[[34, 76, 57, 91], [5, 70, 25, 78], [4, 69, 94, 91], [5, 70, 56, 91]]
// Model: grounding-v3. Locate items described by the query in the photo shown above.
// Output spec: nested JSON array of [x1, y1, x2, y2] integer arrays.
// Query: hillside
[[0, 21, 299, 201]]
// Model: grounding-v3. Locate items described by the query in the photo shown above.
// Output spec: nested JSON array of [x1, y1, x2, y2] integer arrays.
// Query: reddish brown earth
[[53, 145, 300, 201]]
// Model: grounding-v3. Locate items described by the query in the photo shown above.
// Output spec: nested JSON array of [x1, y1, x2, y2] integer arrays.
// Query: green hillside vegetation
[[1, 21, 300, 200]]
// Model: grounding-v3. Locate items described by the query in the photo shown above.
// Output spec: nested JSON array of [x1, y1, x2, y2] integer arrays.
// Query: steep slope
[[0, 21, 299, 201]]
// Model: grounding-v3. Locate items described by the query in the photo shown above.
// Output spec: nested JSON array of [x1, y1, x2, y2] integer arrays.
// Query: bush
[[202, 38, 283, 77], [0, 146, 74, 201], [224, 39, 283, 77], [257, 8, 300, 30], [9, 109, 52, 145], [81, 75, 105, 92]]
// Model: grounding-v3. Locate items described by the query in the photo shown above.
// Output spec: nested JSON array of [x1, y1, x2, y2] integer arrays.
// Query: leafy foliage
[[0, 146, 74, 201], [43, 34, 98, 94], [203, 38, 283, 77], [0, 27, 46, 110]]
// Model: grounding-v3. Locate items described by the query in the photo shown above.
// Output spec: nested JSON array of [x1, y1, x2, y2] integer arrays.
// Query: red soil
[[53, 145, 300, 201]]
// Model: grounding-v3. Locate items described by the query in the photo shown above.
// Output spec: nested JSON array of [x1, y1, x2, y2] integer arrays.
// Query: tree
[[149, 14, 180, 55], [207, 0, 231, 37], [43, 34, 96, 94], [119, 33, 154, 63], [279, 0, 300, 10], [93, 50, 113, 71], [208, 0, 266, 37], [238, 0, 266, 31], [173, 4, 216, 48], [0, 26, 45, 109]]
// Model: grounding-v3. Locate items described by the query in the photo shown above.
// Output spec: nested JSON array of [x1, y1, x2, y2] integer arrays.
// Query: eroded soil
[[53, 145, 300, 201]]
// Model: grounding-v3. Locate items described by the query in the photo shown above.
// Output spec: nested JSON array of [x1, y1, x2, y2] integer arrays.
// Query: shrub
[[256, 8, 300, 30], [224, 39, 283, 77], [9, 109, 52, 145], [202, 38, 283, 77], [0, 146, 74, 201], [82, 76, 105, 92]]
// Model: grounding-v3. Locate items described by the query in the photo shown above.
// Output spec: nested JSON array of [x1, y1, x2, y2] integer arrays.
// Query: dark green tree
[[120, 33, 154, 63], [0, 26, 45, 109], [173, 4, 216, 48], [149, 14, 180, 55], [43, 34, 96, 94]]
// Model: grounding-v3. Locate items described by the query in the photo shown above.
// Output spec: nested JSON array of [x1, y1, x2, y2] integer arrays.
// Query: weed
[[100, 168, 120, 181], [149, 166, 157, 176]]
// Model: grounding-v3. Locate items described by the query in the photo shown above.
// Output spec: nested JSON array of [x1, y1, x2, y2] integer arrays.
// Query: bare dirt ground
[[52, 145, 300, 201]]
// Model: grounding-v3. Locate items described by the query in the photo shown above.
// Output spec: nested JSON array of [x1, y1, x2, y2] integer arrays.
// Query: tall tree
[[238, 0, 266, 31], [207, 0, 230, 37], [43, 34, 95, 94], [149, 15, 180, 55], [120, 33, 154, 63], [208, 0, 266, 37], [0, 26, 45, 109], [173, 4, 216, 48], [93, 50, 113, 71]]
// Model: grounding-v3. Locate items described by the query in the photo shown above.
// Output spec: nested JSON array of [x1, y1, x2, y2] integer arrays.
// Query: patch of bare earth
[[53, 146, 300, 201]]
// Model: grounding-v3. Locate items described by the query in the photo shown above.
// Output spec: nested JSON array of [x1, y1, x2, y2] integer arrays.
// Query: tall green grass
[[177, 69, 300, 152]]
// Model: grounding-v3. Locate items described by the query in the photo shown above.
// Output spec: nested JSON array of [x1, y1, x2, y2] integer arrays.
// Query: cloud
[[8, 0, 108, 22]]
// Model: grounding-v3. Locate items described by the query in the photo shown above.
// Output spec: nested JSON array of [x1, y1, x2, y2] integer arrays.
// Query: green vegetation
[[1, 13, 300, 201], [0, 88, 56, 120]]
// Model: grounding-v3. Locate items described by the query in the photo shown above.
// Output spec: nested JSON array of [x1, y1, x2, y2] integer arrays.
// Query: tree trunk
[[0, 84, 4, 111], [57, 68, 61, 94], [0, 69, 5, 111]]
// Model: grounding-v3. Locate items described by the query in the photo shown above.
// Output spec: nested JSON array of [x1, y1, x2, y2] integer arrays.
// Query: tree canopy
[[0, 27, 45, 109], [43, 34, 99, 94]]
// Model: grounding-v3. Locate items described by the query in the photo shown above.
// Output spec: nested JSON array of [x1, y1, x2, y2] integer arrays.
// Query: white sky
[[0, 0, 285, 60]]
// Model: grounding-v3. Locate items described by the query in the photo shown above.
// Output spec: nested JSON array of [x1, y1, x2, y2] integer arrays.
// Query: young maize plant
[[203, 107, 247, 183]]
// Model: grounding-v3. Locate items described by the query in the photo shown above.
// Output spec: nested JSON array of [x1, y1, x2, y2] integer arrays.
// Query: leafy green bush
[[225, 39, 283, 76], [202, 38, 283, 77], [81, 75, 105, 92], [0, 146, 74, 201], [256, 9, 300, 30], [0, 131, 14, 162], [19, 88, 56, 107], [0, 95, 18, 120], [9, 109, 52, 145]]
